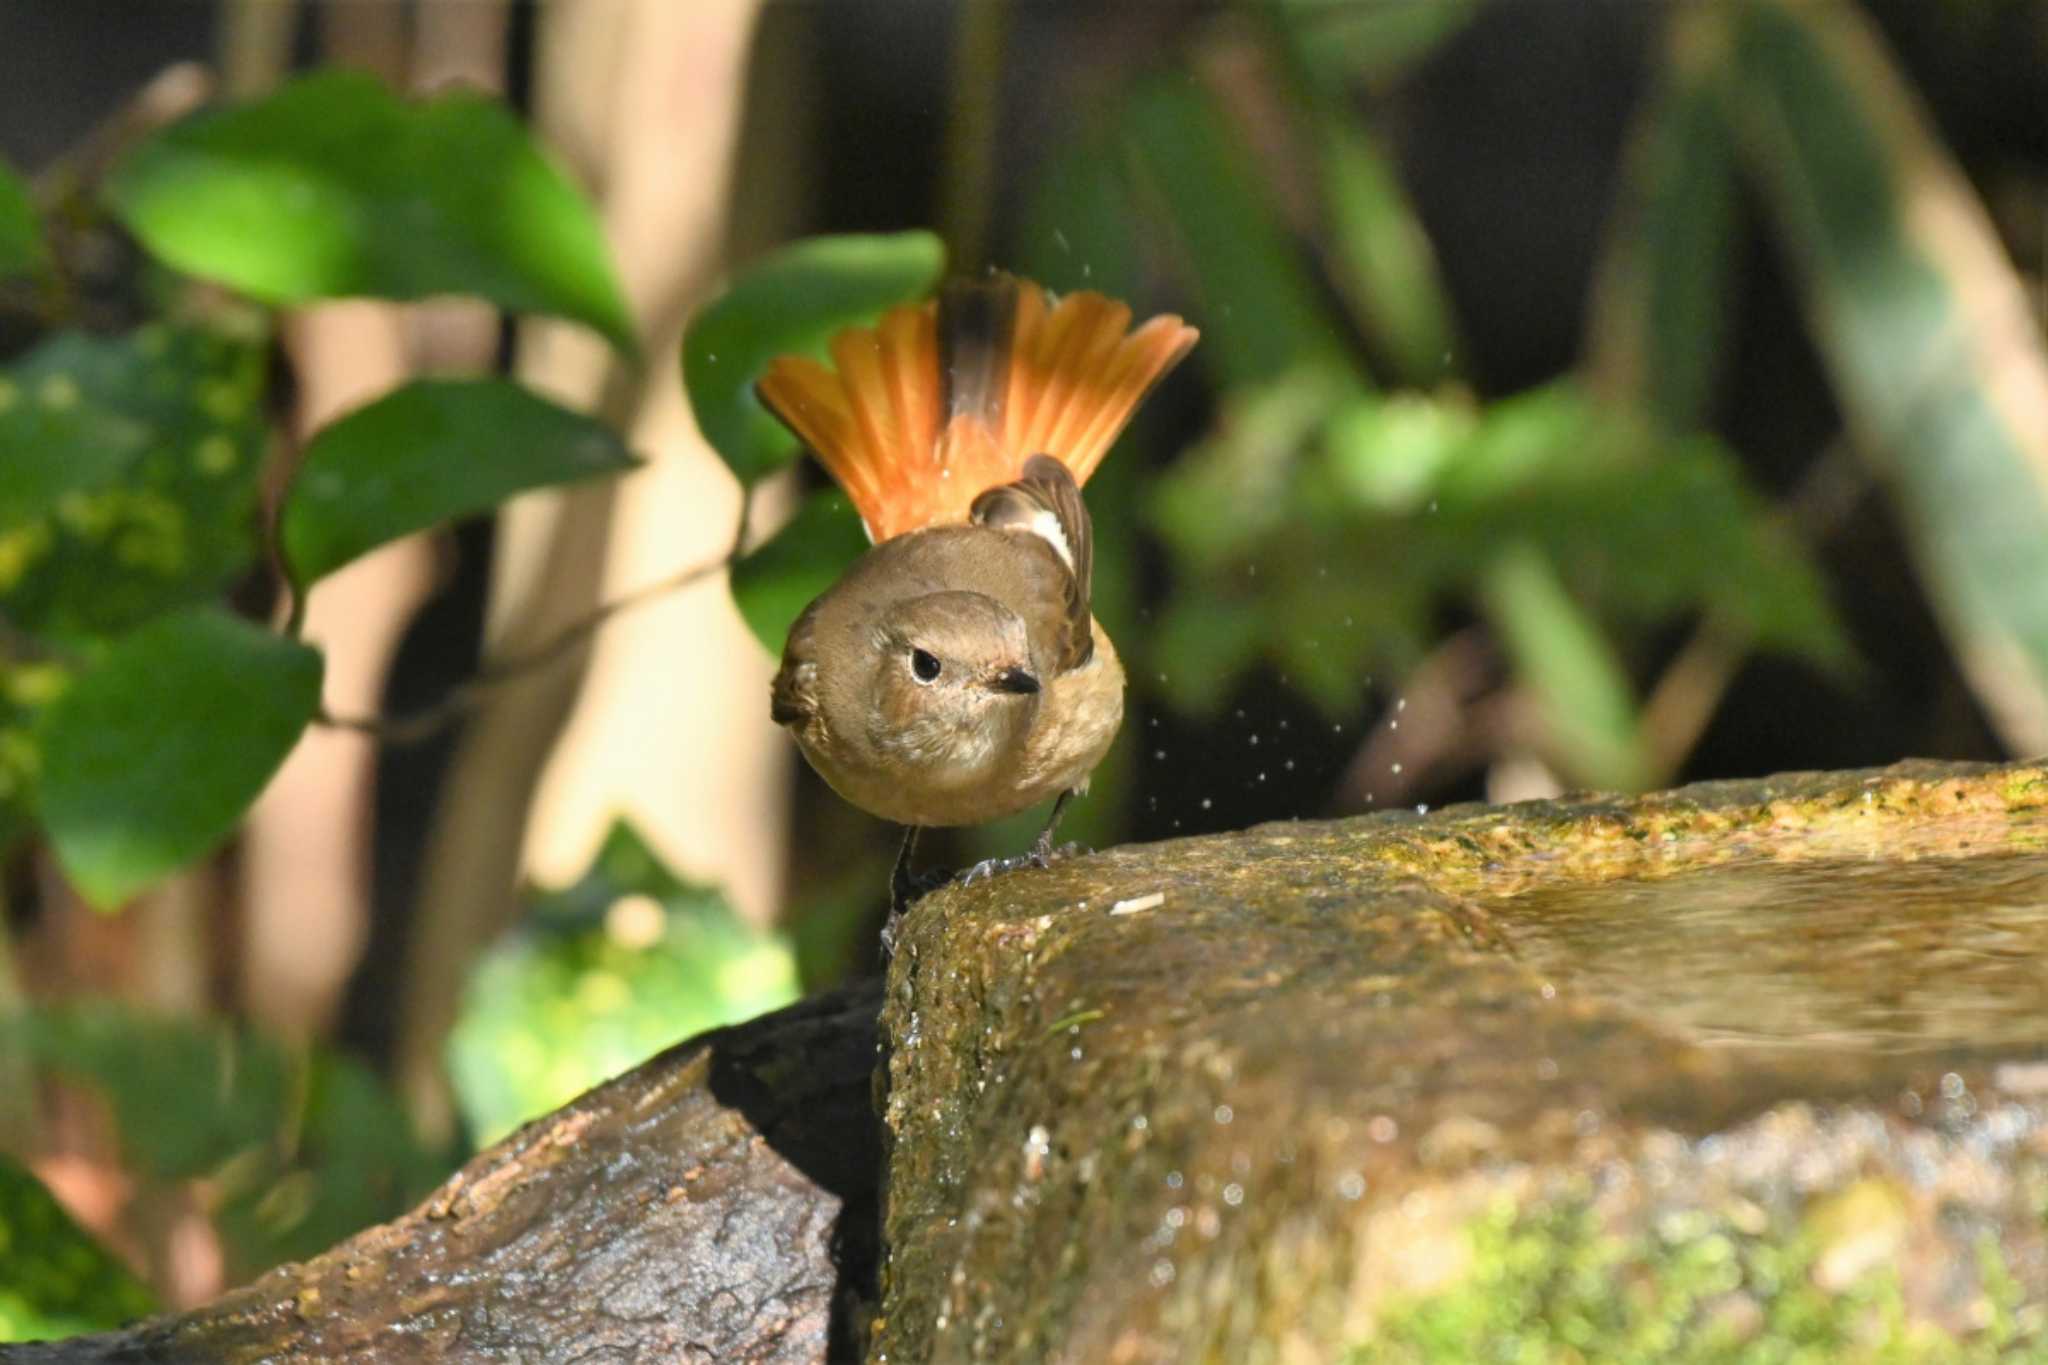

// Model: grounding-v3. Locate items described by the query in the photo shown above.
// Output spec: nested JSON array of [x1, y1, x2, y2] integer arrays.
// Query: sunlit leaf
[[0, 1154, 155, 1343], [0, 325, 269, 641], [108, 70, 634, 350], [1322, 390, 1475, 514], [729, 488, 868, 655], [1481, 544, 1649, 791], [0, 161, 47, 281], [39, 609, 322, 908], [1316, 118, 1463, 386], [1724, 0, 2048, 751], [279, 378, 638, 590], [448, 821, 800, 1147], [1120, 79, 1355, 388], [1588, 12, 1740, 429], [684, 231, 945, 487]]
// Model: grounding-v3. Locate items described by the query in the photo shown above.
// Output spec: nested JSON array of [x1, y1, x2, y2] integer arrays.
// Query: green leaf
[[1120, 79, 1356, 389], [0, 1154, 156, 1343], [0, 378, 149, 533], [0, 661, 69, 856], [729, 488, 869, 654], [1316, 118, 1463, 386], [1588, 13, 1741, 429], [39, 609, 322, 908], [1724, 0, 2048, 750], [108, 70, 633, 350], [448, 821, 799, 1147], [280, 377, 636, 589], [0, 325, 271, 641], [10, 1005, 290, 1181], [1276, 0, 1481, 91], [1149, 364, 1356, 573], [1019, 130, 1141, 300], [1481, 544, 1650, 791], [6, 1005, 448, 1279], [683, 231, 945, 486], [0, 161, 47, 281], [1149, 597, 1268, 717]]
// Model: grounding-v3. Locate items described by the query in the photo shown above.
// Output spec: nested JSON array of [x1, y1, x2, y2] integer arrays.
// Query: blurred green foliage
[[0, 1155, 155, 1343], [1147, 378, 1844, 732], [0, 162, 45, 281], [4, 1006, 448, 1280], [447, 822, 799, 1147]]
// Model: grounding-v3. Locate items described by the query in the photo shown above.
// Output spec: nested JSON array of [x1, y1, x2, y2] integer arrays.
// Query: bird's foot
[[954, 841, 1089, 887]]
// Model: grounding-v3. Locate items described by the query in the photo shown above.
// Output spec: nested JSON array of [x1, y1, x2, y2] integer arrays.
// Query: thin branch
[[316, 493, 753, 746]]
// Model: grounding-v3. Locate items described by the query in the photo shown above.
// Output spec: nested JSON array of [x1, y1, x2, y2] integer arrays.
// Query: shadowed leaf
[[279, 378, 638, 590], [0, 161, 46, 281], [729, 488, 870, 655], [1723, 0, 2048, 752], [1588, 12, 1741, 429], [684, 231, 945, 487], [38, 609, 322, 908]]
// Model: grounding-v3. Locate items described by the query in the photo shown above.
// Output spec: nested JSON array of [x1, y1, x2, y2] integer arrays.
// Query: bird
[[753, 270, 1198, 917]]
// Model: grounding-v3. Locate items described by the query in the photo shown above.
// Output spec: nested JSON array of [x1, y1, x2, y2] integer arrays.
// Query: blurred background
[[2, 0, 2047, 1331]]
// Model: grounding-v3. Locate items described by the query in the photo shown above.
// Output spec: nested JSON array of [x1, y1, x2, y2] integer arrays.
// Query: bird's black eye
[[910, 648, 942, 683]]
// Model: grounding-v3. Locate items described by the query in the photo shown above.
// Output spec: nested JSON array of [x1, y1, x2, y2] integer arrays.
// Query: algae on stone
[[873, 760, 2048, 1363]]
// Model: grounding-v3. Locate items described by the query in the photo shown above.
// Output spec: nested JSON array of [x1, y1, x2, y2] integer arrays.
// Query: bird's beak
[[991, 667, 1041, 695]]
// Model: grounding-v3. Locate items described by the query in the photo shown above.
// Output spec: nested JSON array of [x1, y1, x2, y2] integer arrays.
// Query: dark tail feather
[[939, 273, 1019, 426]]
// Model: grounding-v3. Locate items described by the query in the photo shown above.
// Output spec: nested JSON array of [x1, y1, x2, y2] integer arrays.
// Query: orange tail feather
[[755, 274, 1197, 542]]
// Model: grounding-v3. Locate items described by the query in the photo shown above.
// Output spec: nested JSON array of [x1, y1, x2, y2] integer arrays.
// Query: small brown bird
[[755, 272, 1198, 911]]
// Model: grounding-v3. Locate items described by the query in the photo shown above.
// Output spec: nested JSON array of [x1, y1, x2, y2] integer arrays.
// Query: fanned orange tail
[[755, 274, 1198, 542]]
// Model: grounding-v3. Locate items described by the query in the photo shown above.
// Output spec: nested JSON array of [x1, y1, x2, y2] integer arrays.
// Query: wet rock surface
[[12, 760, 2048, 1362], [873, 759, 2048, 1363], [3, 982, 884, 1364]]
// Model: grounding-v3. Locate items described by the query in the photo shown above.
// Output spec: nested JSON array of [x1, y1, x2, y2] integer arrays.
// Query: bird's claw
[[955, 841, 1089, 888]]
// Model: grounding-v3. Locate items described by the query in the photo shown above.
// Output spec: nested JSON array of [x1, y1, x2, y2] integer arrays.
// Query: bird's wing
[[971, 454, 1094, 671]]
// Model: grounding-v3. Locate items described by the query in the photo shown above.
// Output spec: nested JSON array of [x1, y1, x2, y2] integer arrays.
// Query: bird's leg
[[956, 789, 1090, 887], [1032, 788, 1084, 863], [885, 825, 958, 954], [883, 826, 920, 957]]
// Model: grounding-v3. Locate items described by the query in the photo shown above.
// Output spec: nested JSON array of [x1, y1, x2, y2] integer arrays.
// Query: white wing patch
[[1007, 505, 1075, 572]]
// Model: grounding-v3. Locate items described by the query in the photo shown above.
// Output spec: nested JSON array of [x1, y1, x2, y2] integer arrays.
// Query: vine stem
[[316, 491, 754, 746]]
